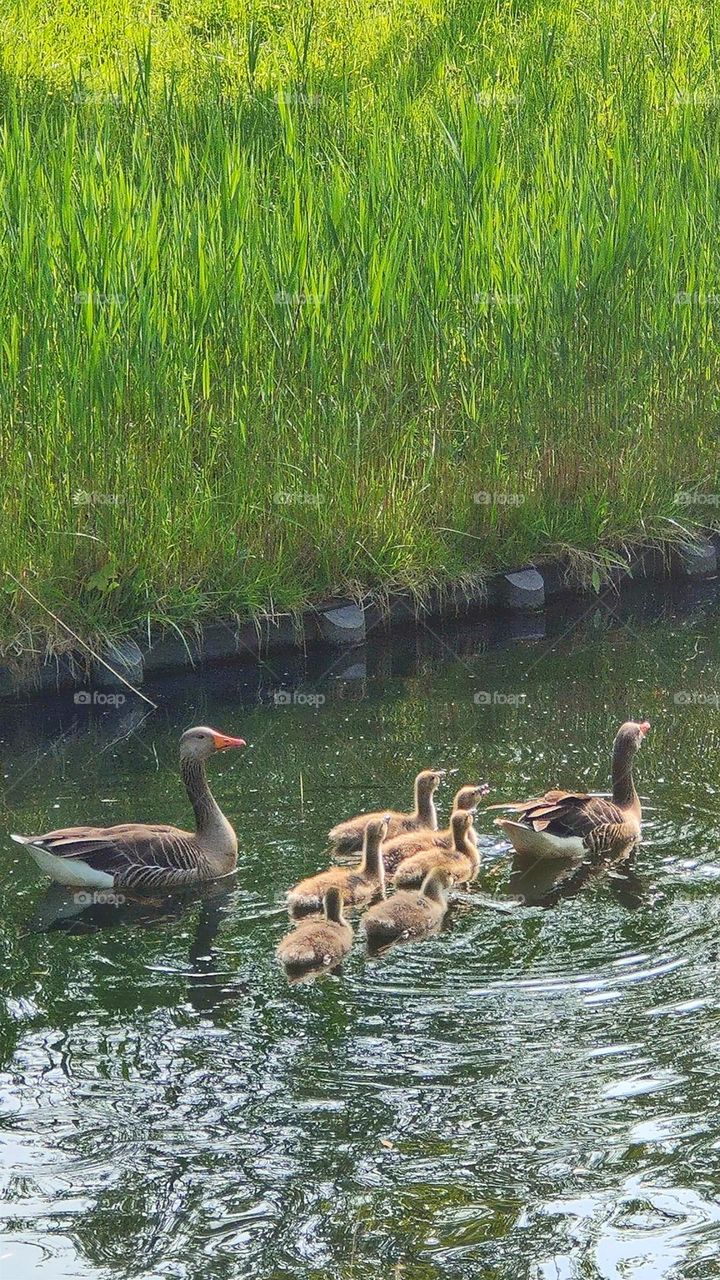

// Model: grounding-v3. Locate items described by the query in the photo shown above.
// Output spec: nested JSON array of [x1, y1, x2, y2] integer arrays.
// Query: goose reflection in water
[[22, 878, 246, 1016], [507, 848, 648, 910]]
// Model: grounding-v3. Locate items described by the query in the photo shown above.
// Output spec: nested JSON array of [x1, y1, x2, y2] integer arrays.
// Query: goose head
[[365, 814, 391, 846], [180, 725, 247, 761], [323, 886, 347, 925], [613, 720, 650, 759], [421, 865, 452, 905], [362, 815, 391, 880]]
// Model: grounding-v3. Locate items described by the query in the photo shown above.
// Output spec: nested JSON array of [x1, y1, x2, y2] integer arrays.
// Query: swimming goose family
[[9, 719, 651, 973]]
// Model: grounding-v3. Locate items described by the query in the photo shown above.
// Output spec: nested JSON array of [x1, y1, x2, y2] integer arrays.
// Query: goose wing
[[488, 791, 625, 838], [15, 823, 202, 889]]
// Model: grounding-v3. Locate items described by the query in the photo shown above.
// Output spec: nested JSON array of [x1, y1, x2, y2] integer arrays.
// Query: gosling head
[[323, 886, 347, 925], [365, 815, 391, 847], [416, 768, 445, 796], [180, 725, 247, 761], [451, 808, 475, 847], [362, 815, 391, 880], [454, 783, 490, 811]]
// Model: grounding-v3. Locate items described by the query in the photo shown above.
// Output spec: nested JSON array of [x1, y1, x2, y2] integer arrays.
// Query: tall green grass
[[1, 1, 719, 651]]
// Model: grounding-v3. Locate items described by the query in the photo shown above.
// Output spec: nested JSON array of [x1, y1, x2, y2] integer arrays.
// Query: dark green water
[[2, 584, 720, 1280]]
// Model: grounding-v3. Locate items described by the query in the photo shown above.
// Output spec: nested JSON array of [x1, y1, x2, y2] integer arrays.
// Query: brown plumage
[[381, 783, 489, 874], [327, 769, 444, 854], [392, 810, 480, 888], [364, 867, 452, 949], [488, 720, 650, 861], [11, 726, 247, 892], [287, 816, 388, 916], [277, 887, 353, 971]]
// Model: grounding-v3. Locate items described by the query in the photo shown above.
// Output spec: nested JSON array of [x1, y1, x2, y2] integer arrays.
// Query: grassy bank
[[1, 1, 719, 654]]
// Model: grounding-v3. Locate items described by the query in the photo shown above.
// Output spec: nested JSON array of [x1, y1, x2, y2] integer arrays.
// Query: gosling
[[393, 810, 480, 889], [381, 783, 489, 875], [364, 867, 452, 949], [287, 817, 388, 916], [277, 887, 352, 972], [327, 770, 444, 853]]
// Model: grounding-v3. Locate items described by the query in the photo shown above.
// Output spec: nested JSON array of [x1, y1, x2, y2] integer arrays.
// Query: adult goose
[[327, 769, 444, 854], [11, 726, 246, 892], [488, 720, 650, 861]]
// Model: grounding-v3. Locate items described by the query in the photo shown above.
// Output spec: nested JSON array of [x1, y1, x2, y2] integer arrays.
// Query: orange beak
[[211, 731, 247, 751], [638, 721, 651, 735]]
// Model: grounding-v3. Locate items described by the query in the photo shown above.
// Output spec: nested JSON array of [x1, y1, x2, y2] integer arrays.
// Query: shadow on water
[[23, 877, 236, 937], [2, 580, 720, 1277], [21, 879, 248, 1019], [506, 851, 651, 911]]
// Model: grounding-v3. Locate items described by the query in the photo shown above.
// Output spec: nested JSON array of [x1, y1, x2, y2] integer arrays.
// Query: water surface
[[2, 583, 720, 1278]]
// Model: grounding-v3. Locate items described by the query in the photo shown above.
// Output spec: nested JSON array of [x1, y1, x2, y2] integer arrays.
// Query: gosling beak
[[212, 732, 247, 751]]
